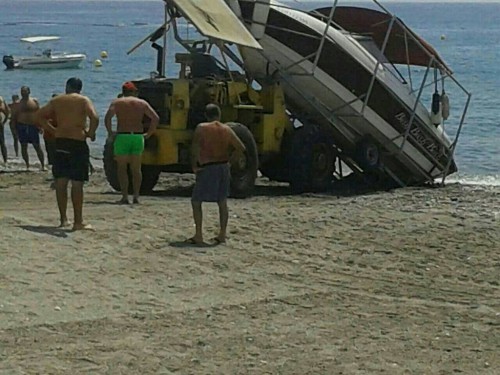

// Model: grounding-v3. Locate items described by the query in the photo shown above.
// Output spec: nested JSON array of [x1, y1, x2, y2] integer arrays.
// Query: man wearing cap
[[36, 77, 99, 230], [104, 81, 159, 204]]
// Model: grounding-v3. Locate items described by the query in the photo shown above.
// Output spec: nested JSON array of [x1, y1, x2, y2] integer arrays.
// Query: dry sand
[[0, 165, 499, 374]]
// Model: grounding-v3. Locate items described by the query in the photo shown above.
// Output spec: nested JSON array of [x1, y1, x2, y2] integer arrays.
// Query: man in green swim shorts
[[104, 81, 159, 204]]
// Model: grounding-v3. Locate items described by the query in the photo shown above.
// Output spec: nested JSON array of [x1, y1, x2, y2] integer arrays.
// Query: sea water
[[0, 0, 498, 185]]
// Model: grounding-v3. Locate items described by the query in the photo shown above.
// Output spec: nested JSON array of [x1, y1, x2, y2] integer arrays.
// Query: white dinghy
[[3, 36, 86, 70]]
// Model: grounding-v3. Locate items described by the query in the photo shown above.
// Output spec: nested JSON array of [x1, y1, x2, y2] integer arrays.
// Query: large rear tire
[[103, 139, 121, 192], [140, 165, 161, 194], [355, 137, 380, 171], [288, 125, 337, 193], [103, 139, 161, 194], [227, 122, 258, 198]]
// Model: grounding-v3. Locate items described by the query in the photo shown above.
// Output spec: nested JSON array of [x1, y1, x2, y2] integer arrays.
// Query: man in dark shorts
[[11, 86, 45, 170], [188, 103, 246, 245], [0, 96, 9, 165], [104, 81, 159, 204], [35, 78, 99, 230]]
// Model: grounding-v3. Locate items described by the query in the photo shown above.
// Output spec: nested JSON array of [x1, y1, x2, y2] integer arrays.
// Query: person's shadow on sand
[[19, 225, 70, 238], [169, 240, 220, 249]]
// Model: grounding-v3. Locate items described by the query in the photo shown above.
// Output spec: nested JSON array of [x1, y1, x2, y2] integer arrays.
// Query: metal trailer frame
[[245, 0, 471, 186]]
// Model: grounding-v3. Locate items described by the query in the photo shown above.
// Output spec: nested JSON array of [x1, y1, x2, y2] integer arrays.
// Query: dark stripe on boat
[[263, 8, 452, 169], [240, 1, 255, 22]]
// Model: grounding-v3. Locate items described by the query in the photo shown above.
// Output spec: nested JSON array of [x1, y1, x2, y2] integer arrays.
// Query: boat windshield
[[354, 35, 407, 84]]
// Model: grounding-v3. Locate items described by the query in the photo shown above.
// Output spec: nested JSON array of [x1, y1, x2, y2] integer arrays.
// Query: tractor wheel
[[103, 139, 161, 194], [140, 165, 161, 194], [259, 129, 293, 183], [355, 137, 380, 171], [288, 125, 336, 193], [259, 155, 288, 182], [227, 122, 258, 198], [103, 139, 121, 192]]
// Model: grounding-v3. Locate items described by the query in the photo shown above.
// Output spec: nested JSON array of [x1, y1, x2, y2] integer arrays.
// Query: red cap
[[122, 81, 137, 91]]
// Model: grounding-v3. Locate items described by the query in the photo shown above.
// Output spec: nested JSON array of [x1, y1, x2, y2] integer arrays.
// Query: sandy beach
[[0, 165, 499, 374]]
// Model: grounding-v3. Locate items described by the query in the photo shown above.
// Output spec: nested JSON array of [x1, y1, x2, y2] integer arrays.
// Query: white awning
[[171, 0, 262, 49], [21, 36, 60, 44]]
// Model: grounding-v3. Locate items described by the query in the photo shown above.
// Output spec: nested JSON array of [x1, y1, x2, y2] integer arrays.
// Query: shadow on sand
[[18, 225, 70, 238], [169, 240, 220, 250], [85, 198, 141, 206], [92, 173, 406, 202], [146, 172, 406, 199], [0, 170, 31, 175], [148, 184, 292, 198]]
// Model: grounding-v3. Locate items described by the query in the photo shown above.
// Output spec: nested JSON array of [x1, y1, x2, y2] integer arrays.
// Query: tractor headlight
[[175, 99, 185, 109]]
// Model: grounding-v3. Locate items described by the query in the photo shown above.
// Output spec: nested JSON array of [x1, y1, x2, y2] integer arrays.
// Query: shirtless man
[[35, 77, 99, 230], [43, 94, 59, 167], [188, 103, 246, 245], [0, 96, 9, 165], [8, 95, 20, 157], [11, 86, 45, 170], [104, 81, 159, 204]]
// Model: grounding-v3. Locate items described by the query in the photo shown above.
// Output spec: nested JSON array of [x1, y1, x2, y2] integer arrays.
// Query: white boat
[[224, 0, 471, 186], [3, 36, 86, 70]]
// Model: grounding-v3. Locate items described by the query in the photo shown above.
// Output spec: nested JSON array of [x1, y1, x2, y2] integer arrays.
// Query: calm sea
[[0, 1, 498, 185]]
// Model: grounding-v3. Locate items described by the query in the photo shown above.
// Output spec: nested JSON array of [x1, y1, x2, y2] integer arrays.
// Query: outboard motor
[[3, 55, 16, 70]]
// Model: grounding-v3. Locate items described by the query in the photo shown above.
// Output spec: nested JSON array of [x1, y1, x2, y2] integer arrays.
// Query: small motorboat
[[3, 36, 86, 70]]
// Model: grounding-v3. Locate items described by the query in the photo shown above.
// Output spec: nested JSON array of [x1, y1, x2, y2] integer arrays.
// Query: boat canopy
[[170, 0, 262, 49], [312, 6, 452, 73], [21, 36, 60, 43]]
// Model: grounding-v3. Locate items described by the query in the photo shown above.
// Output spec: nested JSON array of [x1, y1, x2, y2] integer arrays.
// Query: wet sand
[[0, 166, 499, 374]]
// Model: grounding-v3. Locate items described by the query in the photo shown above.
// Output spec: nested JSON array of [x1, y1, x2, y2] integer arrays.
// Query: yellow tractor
[[103, 1, 338, 197]]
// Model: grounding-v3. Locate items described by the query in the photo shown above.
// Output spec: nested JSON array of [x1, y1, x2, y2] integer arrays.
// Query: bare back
[[195, 122, 241, 165], [113, 97, 151, 133], [50, 93, 95, 141]]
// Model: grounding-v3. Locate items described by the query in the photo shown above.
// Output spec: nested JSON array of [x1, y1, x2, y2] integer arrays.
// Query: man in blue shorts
[[11, 86, 45, 170]]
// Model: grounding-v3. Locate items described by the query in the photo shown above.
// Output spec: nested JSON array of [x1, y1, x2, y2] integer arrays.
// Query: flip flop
[[72, 223, 95, 232], [184, 237, 203, 245], [212, 237, 226, 245]]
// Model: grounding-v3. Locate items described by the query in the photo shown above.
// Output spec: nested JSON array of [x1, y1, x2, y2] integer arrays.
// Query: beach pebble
[[54, 306, 61, 311]]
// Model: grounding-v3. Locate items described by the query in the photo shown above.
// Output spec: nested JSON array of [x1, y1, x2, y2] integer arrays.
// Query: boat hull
[[237, 1, 457, 184], [3, 54, 86, 70]]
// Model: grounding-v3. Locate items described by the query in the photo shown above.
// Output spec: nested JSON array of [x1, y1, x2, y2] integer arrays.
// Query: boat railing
[[256, 0, 471, 185]]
